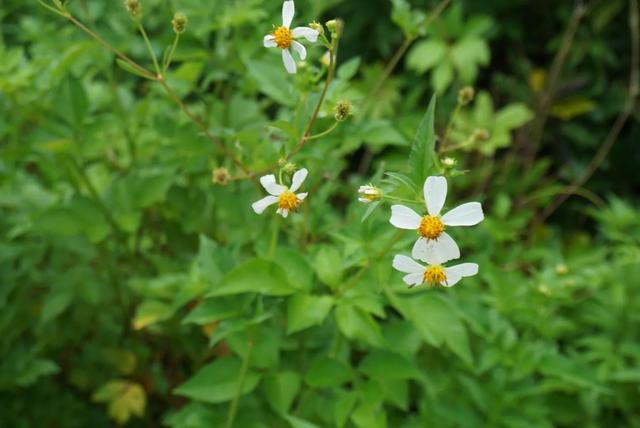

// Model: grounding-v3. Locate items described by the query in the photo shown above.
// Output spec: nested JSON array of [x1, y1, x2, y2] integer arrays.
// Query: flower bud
[[172, 12, 188, 34], [124, 0, 142, 19], [442, 157, 457, 167], [212, 167, 230, 186], [321, 51, 334, 67], [278, 158, 287, 168], [457, 86, 475, 106], [325, 19, 343, 36], [333, 100, 353, 122], [309, 21, 324, 36], [358, 185, 382, 204], [283, 162, 297, 174]]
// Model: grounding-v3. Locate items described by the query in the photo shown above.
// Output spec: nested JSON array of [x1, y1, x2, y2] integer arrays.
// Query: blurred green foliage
[[1, 0, 639, 427]]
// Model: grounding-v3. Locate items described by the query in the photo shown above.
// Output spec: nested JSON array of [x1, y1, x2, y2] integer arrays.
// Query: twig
[[537, 0, 639, 223]]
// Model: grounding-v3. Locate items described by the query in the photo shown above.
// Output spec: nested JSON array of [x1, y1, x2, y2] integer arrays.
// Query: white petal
[[389, 205, 421, 230], [424, 176, 447, 216], [290, 168, 308, 192], [444, 263, 478, 287], [292, 26, 319, 42], [392, 255, 424, 274], [441, 202, 484, 226], [252, 195, 278, 214], [296, 192, 308, 201], [291, 40, 307, 60], [403, 273, 424, 287], [282, 48, 296, 73], [282, 0, 294, 28], [260, 174, 286, 195], [411, 233, 460, 265], [263, 34, 276, 48], [277, 208, 289, 218]]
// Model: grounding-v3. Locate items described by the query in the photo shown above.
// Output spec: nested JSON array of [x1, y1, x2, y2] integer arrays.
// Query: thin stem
[[163, 33, 180, 72], [157, 78, 253, 176], [137, 22, 161, 75], [383, 195, 421, 204], [306, 121, 339, 141], [440, 104, 461, 152], [536, 0, 639, 224], [226, 339, 254, 428], [65, 14, 154, 79], [269, 215, 279, 258]]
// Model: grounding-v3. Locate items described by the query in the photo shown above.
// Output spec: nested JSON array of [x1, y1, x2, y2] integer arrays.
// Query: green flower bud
[[283, 162, 297, 174], [325, 19, 343, 36], [457, 86, 475, 106], [124, 0, 142, 19], [172, 12, 188, 34], [442, 157, 457, 167], [333, 100, 353, 122]]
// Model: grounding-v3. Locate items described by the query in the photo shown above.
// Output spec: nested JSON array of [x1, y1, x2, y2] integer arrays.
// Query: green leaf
[[182, 296, 248, 325], [334, 391, 358, 428], [116, 59, 153, 79], [287, 294, 335, 334], [93, 380, 146, 425], [313, 246, 343, 289], [132, 300, 175, 330], [391, 294, 472, 364], [432, 61, 454, 94], [207, 258, 296, 296], [174, 357, 260, 403], [305, 357, 353, 388], [335, 303, 384, 347], [358, 350, 421, 381], [337, 56, 361, 80], [495, 103, 534, 129], [408, 95, 438, 187], [406, 40, 447, 74], [261, 371, 301, 414], [246, 59, 295, 106]]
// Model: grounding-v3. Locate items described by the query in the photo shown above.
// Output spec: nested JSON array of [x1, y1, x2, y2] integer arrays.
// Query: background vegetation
[[1, 0, 639, 426]]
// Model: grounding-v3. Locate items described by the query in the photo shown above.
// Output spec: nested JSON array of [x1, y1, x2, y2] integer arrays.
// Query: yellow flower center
[[418, 215, 445, 239], [423, 265, 447, 286], [278, 190, 299, 211], [273, 26, 293, 49]]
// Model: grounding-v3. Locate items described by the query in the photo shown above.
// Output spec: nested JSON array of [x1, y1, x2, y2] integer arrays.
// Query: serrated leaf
[[408, 95, 439, 187], [287, 294, 334, 334]]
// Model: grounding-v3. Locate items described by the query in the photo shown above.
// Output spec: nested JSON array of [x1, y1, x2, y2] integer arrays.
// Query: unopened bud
[[358, 185, 382, 204], [124, 0, 142, 18], [212, 167, 230, 186], [333, 100, 353, 122], [172, 12, 188, 34], [283, 162, 297, 174], [325, 19, 343, 36], [321, 51, 334, 67], [442, 157, 457, 167], [309, 21, 324, 36], [457, 86, 475, 106], [278, 158, 287, 168]]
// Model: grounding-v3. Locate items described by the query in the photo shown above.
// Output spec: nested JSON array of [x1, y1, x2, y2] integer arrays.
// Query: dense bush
[[1, 0, 639, 426]]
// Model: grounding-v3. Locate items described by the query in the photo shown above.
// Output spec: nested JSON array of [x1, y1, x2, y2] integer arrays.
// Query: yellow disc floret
[[418, 215, 445, 239], [278, 190, 299, 211], [423, 265, 447, 286], [273, 26, 293, 49]]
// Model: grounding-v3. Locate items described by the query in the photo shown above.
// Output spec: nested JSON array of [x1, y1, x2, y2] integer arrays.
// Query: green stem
[[306, 122, 339, 141], [137, 22, 161, 75], [440, 103, 461, 152], [163, 33, 180, 72], [226, 340, 254, 428], [269, 215, 279, 258], [383, 195, 422, 204]]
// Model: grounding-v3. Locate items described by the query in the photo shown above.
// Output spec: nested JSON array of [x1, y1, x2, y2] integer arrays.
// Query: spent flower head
[[458, 86, 475, 106], [263, 1, 319, 74], [309, 21, 324, 35], [172, 12, 188, 34], [124, 0, 142, 18], [389, 176, 484, 263], [334, 100, 353, 122], [252, 169, 309, 218], [212, 167, 230, 186]]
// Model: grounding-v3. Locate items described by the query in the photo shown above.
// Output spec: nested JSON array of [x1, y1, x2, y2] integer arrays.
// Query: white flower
[[263, 1, 319, 74], [357, 185, 382, 204], [252, 168, 309, 218], [392, 251, 478, 288], [389, 176, 484, 263]]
